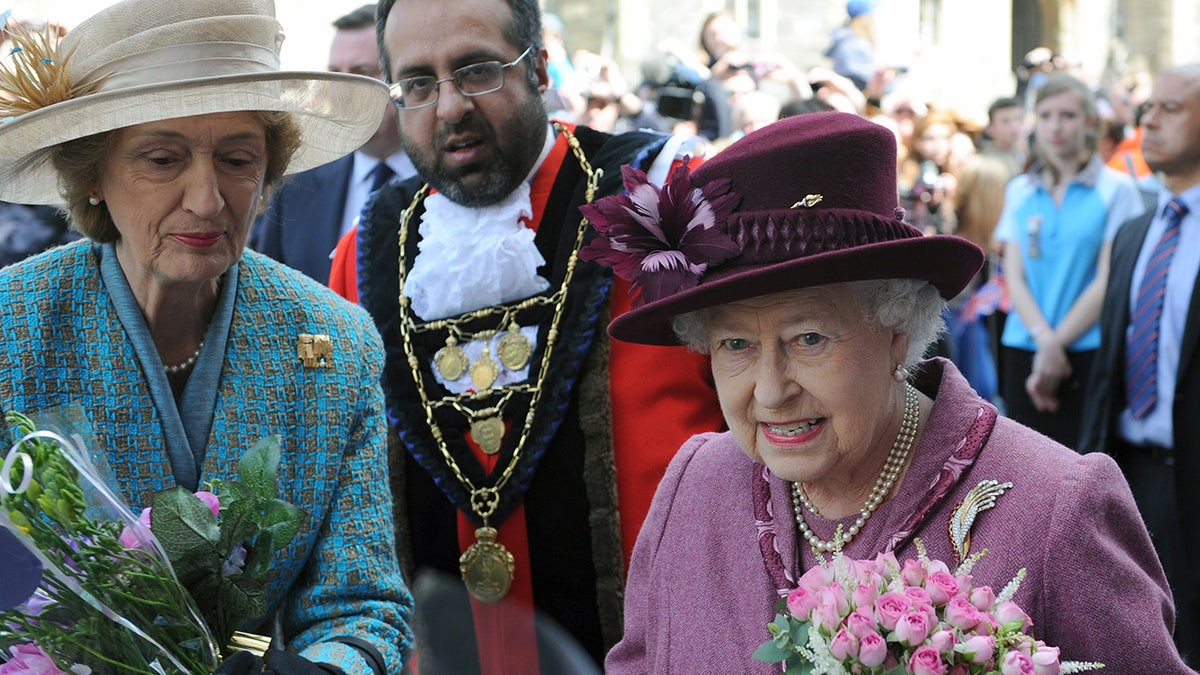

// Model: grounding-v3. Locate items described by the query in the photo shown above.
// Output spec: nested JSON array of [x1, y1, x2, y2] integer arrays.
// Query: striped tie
[[1125, 197, 1189, 419]]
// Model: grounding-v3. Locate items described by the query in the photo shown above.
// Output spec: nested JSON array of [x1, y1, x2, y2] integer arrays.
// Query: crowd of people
[[1, 0, 1198, 672]]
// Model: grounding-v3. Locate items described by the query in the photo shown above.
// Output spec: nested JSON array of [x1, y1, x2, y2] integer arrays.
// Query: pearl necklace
[[790, 382, 919, 553], [163, 341, 204, 374]]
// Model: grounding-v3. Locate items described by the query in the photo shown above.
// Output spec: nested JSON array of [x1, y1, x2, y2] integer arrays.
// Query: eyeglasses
[[389, 46, 533, 110]]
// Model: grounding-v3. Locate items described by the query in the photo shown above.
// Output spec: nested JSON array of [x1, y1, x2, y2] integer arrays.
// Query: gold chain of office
[[395, 122, 601, 601]]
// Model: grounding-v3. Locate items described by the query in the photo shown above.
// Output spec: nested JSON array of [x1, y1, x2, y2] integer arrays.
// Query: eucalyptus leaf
[[752, 639, 792, 664], [791, 621, 809, 648], [237, 435, 281, 501]]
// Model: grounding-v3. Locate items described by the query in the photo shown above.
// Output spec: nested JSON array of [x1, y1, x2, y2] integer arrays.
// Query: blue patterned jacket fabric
[[0, 241, 412, 674]]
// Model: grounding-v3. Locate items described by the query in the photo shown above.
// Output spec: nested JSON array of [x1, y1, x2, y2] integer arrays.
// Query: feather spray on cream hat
[[0, 0, 389, 205]]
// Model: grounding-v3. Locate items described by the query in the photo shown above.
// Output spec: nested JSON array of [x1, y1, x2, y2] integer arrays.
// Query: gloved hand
[[262, 648, 345, 674], [213, 650, 265, 674], [212, 648, 345, 675]]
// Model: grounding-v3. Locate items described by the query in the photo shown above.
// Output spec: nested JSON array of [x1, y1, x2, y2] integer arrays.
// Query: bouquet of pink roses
[[753, 541, 1105, 674]]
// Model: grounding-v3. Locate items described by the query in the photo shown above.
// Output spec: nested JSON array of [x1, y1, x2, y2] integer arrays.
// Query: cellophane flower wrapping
[[753, 540, 1105, 675], [0, 408, 220, 674]]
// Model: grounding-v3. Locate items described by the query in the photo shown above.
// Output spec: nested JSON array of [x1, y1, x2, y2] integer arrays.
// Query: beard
[[401, 84, 548, 208]]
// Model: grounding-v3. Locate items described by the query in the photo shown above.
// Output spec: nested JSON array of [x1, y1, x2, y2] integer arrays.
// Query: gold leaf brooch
[[790, 194, 823, 208]]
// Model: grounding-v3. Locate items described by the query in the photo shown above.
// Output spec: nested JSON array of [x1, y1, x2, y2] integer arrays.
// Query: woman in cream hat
[[0, 1, 411, 672]]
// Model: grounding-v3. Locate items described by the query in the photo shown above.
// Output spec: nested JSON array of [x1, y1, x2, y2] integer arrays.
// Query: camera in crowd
[[908, 159, 945, 212], [640, 53, 708, 122]]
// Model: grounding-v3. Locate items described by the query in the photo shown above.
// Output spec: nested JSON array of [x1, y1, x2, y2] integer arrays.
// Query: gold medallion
[[471, 346, 500, 390], [434, 337, 468, 381], [497, 323, 533, 371], [460, 526, 515, 602], [470, 416, 505, 455]]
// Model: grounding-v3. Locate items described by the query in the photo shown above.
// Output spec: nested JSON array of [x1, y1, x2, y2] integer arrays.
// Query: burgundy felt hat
[[578, 111, 984, 346]]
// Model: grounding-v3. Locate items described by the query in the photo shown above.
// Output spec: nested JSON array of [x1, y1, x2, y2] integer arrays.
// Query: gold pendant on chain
[[497, 322, 533, 371], [471, 346, 500, 390], [470, 416, 505, 455], [434, 337, 468, 381], [460, 526, 515, 602]]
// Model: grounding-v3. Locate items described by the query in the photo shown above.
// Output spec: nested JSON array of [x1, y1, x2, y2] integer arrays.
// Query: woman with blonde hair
[[994, 72, 1143, 448]]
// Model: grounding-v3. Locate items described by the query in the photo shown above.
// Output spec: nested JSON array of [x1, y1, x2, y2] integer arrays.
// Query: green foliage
[[150, 435, 305, 655]]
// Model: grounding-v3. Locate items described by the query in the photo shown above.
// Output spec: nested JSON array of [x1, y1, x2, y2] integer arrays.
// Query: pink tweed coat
[[608, 359, 1192, 673]]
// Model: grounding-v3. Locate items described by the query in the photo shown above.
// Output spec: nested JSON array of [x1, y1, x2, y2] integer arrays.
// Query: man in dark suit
[[251, 5, 415, 283], [1080, 62, 1200, 664]]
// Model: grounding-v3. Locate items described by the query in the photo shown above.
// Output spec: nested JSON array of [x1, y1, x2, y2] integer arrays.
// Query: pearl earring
[[893, 363, 909, 382], [88, 195, 101, 206]]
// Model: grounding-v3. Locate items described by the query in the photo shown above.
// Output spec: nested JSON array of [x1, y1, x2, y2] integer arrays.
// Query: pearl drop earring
[[88, 196, 101, 206], [894, 363, 909, 382]]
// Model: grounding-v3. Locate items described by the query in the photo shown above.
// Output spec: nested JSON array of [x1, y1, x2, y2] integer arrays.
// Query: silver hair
[[670, 279, 947, 369]]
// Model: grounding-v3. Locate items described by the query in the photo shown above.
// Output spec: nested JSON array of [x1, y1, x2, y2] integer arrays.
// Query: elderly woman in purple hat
[[584, 112, 1189, 672]]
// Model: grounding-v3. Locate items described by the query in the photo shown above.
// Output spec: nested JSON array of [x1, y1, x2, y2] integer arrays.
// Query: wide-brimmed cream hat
[[0, 0, 389, 205]]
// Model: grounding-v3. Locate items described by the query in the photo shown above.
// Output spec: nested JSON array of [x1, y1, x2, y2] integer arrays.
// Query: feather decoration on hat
[[580, 161, 742, 307], [0, 14, 88, 121]]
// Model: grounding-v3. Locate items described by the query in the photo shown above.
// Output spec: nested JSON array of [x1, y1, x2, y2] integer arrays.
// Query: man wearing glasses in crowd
[[328, 0, 722, 671]]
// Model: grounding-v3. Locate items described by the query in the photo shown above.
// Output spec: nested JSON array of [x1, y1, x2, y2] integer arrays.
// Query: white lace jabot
[[403, 181, 550, 321]]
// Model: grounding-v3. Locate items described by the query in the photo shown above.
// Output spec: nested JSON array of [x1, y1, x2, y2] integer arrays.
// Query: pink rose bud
[[945, 596, 983, 631], [904, 585, 933, 610], [901, 559, 927, 586], [895, 610, 931, 646], [925, 558, 951, 575], [874, 550, 900, 575], [955, 573, 974, 598], [930, 629, 956, 654], [1000, 650, 1036, 675], [841, 558, 866, 581], [812, 602, 842, 634], [194, 491, 221, 519], [994, 601, 1033, 632], [1032, 643, 1061, 675], [853, 582, 879, 609], [970, 585, 996, 610], [818, 583, 850, 617], [797, 564, 832, 593], [845, 610, 876, 639], [830, 628, 859, 660], [959, 634, 996, 664], [925, 570, 960, 605], [858, 631, 888, 668], [786, 586, 820, 620], [908, 645, 948, 675], [874, 592, 912, 631]]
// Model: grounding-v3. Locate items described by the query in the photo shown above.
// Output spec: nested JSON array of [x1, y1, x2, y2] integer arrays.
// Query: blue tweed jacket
[[0, 241, 412, 674]]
